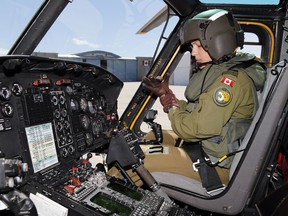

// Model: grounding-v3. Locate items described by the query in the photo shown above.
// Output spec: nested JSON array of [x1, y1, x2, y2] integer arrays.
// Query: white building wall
[[171, 52, 191, 86]]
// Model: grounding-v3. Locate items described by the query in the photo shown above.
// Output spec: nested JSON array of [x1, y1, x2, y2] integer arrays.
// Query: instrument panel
[[0, 56, 196, 216], [0, 56, 123, 175]]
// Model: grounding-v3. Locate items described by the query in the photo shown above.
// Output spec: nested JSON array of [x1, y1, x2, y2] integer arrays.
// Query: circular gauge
[[11, 82, 23, 96], [56, 122, 64, 132], [65, 86, 73, 95], [88, 100, 96, 114], [70, 98, 79, 112], [51, 95, 59, 106], [59, 134, 67, 147], [61, 148, 69, 157], [54, 109, 61, 119], [68, 145, 75, 154], [84, 132, 93, 146], [1, 103, 13, 117], [61, 108, 67, 117], [91, 120, 102, 137], [64, 120, 70, 130], [66, 132, 73, 144], [0, 86, 12, 101], [80, 115, 90, 130], [79, 98, 88, 112], [59, 95, 66, 105]]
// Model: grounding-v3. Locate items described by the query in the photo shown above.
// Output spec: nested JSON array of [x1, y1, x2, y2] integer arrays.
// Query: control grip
[[106, 132, 138, 168], [135, 164, 171, 201]]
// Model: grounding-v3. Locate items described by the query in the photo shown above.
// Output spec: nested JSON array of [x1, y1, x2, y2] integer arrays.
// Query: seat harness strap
[[182, 142, 224, 192]]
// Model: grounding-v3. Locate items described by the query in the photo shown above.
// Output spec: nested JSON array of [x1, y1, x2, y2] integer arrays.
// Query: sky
[[0, 0, 169, 58], [0, 0, 280, 58]]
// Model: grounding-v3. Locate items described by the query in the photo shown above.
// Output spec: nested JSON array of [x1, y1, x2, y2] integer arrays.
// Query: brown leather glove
[[160, 89, 179, 113], [142, 73, 170, 97]]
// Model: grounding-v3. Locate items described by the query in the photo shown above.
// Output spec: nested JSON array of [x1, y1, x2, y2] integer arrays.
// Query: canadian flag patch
[[221, 76, 235, 87]]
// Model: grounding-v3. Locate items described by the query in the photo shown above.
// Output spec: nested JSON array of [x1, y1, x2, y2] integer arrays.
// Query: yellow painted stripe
[[129, 45, 182, 130]]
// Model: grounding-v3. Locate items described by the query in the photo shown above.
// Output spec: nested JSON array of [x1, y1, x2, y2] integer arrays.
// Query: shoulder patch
[[221, 76, 235, 87], [213, 87, 232, 106]]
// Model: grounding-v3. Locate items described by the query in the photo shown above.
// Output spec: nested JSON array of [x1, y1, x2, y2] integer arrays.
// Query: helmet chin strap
[[212, 53, 235, 64], [191, 53, 234, 72], [192, 61, 213, 72], [191, 55, 214, 72], [198, 61, 213, 67]]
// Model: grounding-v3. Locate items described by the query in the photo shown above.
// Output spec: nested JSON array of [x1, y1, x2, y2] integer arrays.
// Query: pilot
[[140, 9, 267, 189]]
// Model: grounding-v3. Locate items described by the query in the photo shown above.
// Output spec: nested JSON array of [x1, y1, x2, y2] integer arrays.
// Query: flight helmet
[[180, 9, 244, 61]]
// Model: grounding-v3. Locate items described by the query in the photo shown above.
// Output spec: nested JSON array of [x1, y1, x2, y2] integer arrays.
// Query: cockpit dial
[[70, 98, 79, 112], [80, 97, 88, 112], [80, 115, 90, 130], [91, 120, 102, 137]]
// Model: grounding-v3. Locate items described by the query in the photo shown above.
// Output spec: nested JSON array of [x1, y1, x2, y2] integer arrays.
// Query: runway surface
[[118, 82, 186, 131]]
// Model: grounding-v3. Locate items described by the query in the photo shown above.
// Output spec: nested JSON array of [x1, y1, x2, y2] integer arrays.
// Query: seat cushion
[[152, 171, 222, 196]]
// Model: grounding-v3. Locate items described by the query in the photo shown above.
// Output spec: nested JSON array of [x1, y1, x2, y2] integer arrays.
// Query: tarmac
[[118, 82, 186, 131]]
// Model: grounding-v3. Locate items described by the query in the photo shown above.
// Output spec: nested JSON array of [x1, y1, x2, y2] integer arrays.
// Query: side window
[[241, 32, 262, 57]]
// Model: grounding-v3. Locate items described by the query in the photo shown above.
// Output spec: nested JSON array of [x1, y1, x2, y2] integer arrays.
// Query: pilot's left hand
[[142, 73, 170, 97]]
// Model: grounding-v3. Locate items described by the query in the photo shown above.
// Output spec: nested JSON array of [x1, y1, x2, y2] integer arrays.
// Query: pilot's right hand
[[160, 90, 179, 113]]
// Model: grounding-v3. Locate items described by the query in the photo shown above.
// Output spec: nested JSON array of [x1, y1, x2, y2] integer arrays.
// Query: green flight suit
[[138, 53, 266, 186], [168, 53, 266, 168]]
